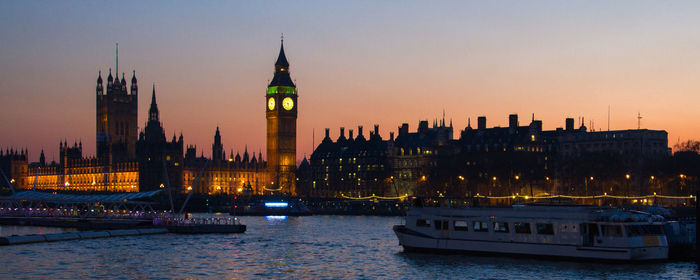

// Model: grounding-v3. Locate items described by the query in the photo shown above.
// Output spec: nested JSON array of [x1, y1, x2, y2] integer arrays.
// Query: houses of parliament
[[0, 41, 298, 196]]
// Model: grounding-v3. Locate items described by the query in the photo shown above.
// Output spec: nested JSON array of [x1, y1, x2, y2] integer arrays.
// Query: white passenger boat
[[393, 204, 668, 261]]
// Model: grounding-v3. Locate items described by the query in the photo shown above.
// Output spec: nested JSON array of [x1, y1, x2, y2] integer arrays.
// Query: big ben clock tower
[[266, 39, 297, 195]]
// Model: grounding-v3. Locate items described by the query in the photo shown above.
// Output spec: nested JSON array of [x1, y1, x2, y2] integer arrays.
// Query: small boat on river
[[393, 203, 668, 261], [154, 216, 246, 234], [230, 197, 312, 216]]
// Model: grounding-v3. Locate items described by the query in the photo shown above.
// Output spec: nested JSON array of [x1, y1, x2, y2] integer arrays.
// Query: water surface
[[0, 214, 696, 279]]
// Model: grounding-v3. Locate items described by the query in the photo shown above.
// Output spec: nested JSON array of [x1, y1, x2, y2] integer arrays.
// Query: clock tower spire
[[266, 38, 298, 195]]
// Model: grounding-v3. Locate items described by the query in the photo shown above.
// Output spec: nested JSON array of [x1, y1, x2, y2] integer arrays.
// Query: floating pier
[[0, 228, 167, 246]]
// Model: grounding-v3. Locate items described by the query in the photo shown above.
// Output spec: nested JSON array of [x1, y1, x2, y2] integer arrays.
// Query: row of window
[[417, 219, 555, 235], [417, 219, 664, 237]]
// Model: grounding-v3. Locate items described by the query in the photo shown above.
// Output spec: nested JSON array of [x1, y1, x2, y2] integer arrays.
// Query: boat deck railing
[[0, 207, 167, 220], [153, 217, 241, 226]]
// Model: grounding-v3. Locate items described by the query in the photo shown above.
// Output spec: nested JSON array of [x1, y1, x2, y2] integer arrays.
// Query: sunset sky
[[1, 1, 700, 163]]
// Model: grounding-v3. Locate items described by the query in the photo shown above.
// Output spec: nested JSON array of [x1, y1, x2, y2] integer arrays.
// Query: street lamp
[[585, 176, 594, 197], [491, 176, 497, 196]]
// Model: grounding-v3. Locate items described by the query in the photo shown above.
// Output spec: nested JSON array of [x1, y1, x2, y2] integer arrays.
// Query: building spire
[[116, 43, 119, 76], [151, 84, 156, 104], [275, 37, 289, 68], [269, 37, 295, 87], [149, 84, 159, 122]]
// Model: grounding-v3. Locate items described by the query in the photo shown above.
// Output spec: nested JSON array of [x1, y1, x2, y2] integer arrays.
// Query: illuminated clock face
[[282, 97, 294, 110], [268, 97, 275, 110]]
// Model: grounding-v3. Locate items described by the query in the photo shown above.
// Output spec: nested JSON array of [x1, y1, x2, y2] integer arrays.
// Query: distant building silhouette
[[96, 69, 138, 163], [300, 113, 674, 198], [136, 86, 183, 191]]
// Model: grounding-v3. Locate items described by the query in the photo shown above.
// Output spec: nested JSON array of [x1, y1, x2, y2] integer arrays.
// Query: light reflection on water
[[0, 215, 697, 279], [0, 225, 77, 237]]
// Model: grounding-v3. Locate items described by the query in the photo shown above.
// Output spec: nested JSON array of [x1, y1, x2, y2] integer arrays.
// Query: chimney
[[358, 126, 363, 137], [340, 127, 345, 138], [565, 118, 574, 131], [399, 123, 409, 137], [419, 120, 429, 133], [509, 114, 518, 129], [478, 116, 486, 130], [349, 129, 354, 140], [390, 132, 395, 141], [374, 124, 379, 136], [325, 128, 330, 138]]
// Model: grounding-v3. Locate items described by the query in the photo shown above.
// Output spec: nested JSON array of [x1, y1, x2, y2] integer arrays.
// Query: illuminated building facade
[[182, 128, 268, 195], [456, 115, 553, 197], [307, 126, 390, 197], [3, 142, 140, 193]]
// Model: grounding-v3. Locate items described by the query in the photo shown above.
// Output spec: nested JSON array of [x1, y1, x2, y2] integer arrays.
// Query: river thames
[[0, 214, 697, 279]]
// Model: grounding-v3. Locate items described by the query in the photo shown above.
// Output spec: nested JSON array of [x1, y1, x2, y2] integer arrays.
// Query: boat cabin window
[[434, 220, 449, 230], [514, 222, 531, 234], [625, 225, 664, 236], [416, 219, 431, 227], [453, 220, 468, 231], [536, 223, 554, 235], [602, 225, 623, 237], [493, 222, 509, 233], [473, 221, 489, 232]]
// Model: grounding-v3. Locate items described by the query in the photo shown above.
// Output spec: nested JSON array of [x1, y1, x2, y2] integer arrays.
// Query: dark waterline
[[0, 214, 697, 279]]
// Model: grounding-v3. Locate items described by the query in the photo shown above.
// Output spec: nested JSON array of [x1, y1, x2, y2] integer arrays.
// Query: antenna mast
[[607, 105, 610, 131], [637, 112, 642, 129]]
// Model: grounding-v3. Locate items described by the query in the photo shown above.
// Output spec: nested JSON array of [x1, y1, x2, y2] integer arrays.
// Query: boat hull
[[393, 225, 667, 261]]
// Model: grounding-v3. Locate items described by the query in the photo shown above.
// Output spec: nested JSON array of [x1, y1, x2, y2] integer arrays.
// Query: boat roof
[[407, 205, 657, 222]]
